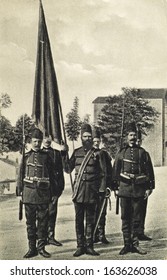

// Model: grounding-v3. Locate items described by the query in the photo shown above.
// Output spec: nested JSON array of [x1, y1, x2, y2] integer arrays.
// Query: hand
[[51, 196, 58, 205], [16, 187, 22, 197], [114, 190, 119, 198], [144, 189, 153, 200], [98, 191, 105, 198], [60, 144, 69, 152]]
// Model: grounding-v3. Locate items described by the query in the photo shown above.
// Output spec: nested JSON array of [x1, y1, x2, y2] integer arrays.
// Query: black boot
[[73, 247, 85, 257], [85, 247, 100, 256], [138, 234, 152, 241], [48, 229, 62, 246], [37, 239, 51, 258], [119, 245, 131, 255], [131, 234, 147, 255], [23, 240, 38, 258]]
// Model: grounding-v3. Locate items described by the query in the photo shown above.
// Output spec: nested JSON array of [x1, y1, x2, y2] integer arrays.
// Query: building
[[92, 88, 167, 166]]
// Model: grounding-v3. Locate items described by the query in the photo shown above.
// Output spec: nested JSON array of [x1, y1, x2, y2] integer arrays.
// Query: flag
[[32, 0, 63, 143]]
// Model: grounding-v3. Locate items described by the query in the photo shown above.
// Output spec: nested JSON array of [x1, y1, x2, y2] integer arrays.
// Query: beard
[[82, 139, 93, 150]]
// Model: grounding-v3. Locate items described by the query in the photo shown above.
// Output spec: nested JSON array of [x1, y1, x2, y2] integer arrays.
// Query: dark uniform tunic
[[94, 148, 113, 240], [63, 146, 106, 248], [42, 147, 64, 238], [113, 144, 155, 246], [16, 149, 58, 249]]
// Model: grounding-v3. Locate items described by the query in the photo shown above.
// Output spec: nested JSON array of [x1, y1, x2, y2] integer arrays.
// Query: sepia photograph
[[0, 0, 167, 269]]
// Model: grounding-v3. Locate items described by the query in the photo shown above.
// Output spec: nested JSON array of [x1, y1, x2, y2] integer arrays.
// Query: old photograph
[[0, 0, 167, 264]]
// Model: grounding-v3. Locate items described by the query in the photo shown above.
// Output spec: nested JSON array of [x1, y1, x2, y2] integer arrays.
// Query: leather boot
[[119, 235, 131, 255], [48, 229, 62, 246], [85, 247, 100, 256], [119, 245, 131, 255], [73, 247, 85, 257], [37, 239, 51, 258], [23, 240, 38, 258]]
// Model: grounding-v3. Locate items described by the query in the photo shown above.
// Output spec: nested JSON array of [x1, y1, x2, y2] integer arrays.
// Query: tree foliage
[[13, 114, 35, 152], [65, 96, 82, 150], [98, 88, 160, 158], [0, 116, 14, 154], [0, 93, 12, 113]]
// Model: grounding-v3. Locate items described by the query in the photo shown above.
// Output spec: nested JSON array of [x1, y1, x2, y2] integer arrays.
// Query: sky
[[1, 0, 167, 125]]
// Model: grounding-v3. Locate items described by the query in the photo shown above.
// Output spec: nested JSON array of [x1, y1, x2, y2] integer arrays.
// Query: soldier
[[92, 128, 113, 244], [16, 128, 61, 258], [42, 136, 64, 246], [63, 124, 107, 257], [113, 122, 155, 255], [136, 130, 153, 241]]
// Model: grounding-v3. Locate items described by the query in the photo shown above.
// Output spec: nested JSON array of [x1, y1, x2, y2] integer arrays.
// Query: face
[[81, 132, 93, 149], [31, 138, 42, 151], [93, 138, 100, 149], [127, 131, 137, 145], [43, 137, 52, 148]]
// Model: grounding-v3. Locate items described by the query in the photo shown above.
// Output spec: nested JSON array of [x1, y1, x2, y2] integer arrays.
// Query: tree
[[0, 93, 12, 117], [13, 114, 35, 152], [65, 96, 82, 150], [0, 116, 14, 154], [98, 87, 159, 158]]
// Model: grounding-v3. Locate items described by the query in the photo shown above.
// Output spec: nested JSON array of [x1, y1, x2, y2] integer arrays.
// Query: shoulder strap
[[72, 148, 95, 201]]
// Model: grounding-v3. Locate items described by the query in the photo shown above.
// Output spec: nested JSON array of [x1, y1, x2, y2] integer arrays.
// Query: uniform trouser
[[95, 195, 107, 239], [120, 197, 143, 247], [48, 199, 58, 239], [25, 203, 49, 250], [74, 202, 96, 248], [138, 198, 148, 235]]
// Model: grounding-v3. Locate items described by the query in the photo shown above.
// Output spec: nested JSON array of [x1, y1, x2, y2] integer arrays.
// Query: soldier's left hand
[[51, 196, 58, 205], [144, 189, 153, 199]]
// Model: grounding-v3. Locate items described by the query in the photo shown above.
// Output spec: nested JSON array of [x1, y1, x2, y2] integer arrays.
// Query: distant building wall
[[142, 99, 163, 166]]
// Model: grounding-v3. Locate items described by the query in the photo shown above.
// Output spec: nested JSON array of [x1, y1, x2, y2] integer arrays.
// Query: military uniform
[[94, 148, 113, 243], [113, 143, 155, 253], [16, 132, 60, 258], [42, 146, 64, 245], [64, 131, 105, 256]]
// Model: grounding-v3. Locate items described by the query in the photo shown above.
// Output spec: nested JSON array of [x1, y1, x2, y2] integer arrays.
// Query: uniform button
[[83, 171, 86, 174]]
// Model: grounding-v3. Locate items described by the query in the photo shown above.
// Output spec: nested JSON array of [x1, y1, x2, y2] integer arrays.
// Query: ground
[[0, 167, 167, 260]]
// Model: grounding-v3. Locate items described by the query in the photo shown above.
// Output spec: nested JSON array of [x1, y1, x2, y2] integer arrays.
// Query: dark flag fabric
[[32, 0, 63, 143]]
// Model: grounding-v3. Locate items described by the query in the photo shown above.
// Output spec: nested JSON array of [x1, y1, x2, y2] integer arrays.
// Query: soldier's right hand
[[60, 143, 69, 152], [16, 187, 22, 197]]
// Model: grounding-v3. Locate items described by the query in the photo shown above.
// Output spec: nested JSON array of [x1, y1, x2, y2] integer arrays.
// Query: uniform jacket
[[42, 147, 65, 196], [63, 146, 108, 203], [99, 148, 113, 191], [16, 149, 60, 204], [113, 144, 155, 198]]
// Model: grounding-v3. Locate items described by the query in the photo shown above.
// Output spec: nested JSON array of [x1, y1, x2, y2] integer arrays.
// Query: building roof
[[139, 88, 167, 99], [92, 88, 167, 103]]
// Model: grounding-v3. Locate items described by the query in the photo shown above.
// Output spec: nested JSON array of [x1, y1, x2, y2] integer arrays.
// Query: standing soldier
[[92, 128, 113, 244], [42, 135, 64, 246], [63, 124, 107, 257], [113, 122, 155, 255], [16, 128, 60, 258], [136, 130, 153, 241]]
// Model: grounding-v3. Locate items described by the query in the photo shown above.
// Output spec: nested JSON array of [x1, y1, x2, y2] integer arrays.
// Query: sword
[[93, 187, 111, 241]]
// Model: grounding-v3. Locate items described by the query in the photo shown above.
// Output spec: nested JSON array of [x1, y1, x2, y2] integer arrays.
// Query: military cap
[[126, 121, 137, 134], [92, 127, 101, 139], [31, 128, 43, 140], [81, 123, 92, 136]]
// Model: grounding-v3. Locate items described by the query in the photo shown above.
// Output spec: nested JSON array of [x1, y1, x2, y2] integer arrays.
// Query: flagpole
[[58, 97, 74, 189]]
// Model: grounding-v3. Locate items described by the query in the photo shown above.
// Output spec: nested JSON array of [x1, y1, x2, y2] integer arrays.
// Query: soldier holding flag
[[63, 124, 107, 257]]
